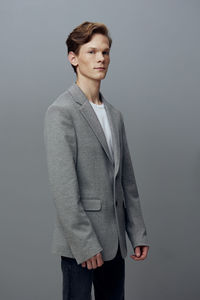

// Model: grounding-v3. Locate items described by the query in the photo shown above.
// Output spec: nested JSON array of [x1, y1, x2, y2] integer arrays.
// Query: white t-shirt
[[89, 100, 114, 163]]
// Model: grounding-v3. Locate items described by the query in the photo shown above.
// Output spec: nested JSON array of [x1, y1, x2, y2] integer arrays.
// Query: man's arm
[[120, 113, 149, 250], [44, 105, 103, 264]]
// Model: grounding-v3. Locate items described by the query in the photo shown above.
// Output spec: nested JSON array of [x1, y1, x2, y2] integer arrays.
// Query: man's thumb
[[135, 247, 141, 257]]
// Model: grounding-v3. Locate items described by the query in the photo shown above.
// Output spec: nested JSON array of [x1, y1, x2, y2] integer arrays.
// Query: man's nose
[[97, 52, 105, 61]]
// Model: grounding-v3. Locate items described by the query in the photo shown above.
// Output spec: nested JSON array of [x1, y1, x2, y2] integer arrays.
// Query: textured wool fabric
[[44, 81, 149, 265]]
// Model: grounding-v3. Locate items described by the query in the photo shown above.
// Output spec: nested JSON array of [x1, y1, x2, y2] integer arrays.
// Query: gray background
[[1, 0, 200, 299]]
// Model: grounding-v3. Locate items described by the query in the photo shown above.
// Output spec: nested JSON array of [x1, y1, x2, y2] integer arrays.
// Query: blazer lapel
[[102, 96, 120, 178], [68, 82, 120, 177]]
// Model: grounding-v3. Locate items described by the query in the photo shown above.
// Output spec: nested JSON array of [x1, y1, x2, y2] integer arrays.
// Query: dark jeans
[[61, 242, 125, 300]]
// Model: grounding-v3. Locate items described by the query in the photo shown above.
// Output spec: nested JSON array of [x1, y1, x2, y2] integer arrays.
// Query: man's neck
[[75, 79, 102, 105]]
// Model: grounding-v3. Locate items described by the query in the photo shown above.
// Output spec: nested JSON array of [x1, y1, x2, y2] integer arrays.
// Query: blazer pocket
[[81, 199, 102, 211]]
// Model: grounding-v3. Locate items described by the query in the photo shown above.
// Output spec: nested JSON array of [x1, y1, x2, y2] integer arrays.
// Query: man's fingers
[[81, 252, 104, 269], [134, 247, 141, 257], [141, 246, 148, 258], [130, 246, 149, 261], [86, 259, 93, 270], [130, 254, 141, 260], [81, 261, 86, 267], [91, 256, 98, 269], [96, 253, 104, 267]]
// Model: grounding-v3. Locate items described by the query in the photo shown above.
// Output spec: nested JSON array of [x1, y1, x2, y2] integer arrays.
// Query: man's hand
[[130, 245, 149, 261], [81, 252, 104, 269]]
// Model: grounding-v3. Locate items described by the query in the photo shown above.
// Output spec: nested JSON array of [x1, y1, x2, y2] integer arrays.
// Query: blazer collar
[[68, 81, 120, 178]]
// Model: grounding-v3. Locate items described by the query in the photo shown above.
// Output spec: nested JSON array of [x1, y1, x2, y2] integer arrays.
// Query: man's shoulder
[[48, 89, 73, 109], [45, 88, 75, 118]]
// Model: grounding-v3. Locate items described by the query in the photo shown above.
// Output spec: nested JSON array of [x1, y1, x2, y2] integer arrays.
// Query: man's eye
[[88, 51, 109, 54]]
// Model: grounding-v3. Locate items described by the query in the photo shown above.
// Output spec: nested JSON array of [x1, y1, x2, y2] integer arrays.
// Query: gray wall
[[1, 1, 200, 299]]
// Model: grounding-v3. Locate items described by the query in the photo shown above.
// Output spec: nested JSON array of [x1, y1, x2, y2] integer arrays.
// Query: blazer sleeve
[[120, 113, 150, 250], [44, 105, 103, 264]]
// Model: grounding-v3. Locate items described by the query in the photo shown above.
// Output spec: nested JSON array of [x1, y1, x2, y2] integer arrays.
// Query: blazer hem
[[51, 246, 104, 264]]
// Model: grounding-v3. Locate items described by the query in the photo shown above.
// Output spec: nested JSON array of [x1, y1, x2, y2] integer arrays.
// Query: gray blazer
[[44, 81, 149, 265]]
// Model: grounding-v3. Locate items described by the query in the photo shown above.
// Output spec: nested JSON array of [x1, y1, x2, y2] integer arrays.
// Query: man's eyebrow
[[87, 47, 110, 50]]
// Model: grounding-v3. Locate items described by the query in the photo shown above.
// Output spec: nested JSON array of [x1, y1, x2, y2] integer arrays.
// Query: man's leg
[[61, 256, 93, 300], [92, 242, 125, 300]]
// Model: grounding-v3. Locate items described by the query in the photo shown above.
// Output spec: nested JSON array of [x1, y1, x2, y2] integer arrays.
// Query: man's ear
[[68, 51, 78, 67]]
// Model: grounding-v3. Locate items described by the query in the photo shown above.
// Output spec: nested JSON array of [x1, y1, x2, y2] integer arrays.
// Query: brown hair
[[66, 21, 112, 74]]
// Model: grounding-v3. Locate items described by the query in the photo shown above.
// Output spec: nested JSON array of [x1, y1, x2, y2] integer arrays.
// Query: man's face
[[71, 33, 110, 81]]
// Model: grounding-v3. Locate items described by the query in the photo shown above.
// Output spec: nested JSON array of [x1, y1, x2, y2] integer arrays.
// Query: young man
[[44, 21, 150, 300]]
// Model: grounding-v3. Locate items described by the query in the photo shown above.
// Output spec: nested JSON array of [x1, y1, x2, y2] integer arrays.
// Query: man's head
[[66, 21, 112, 82]]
